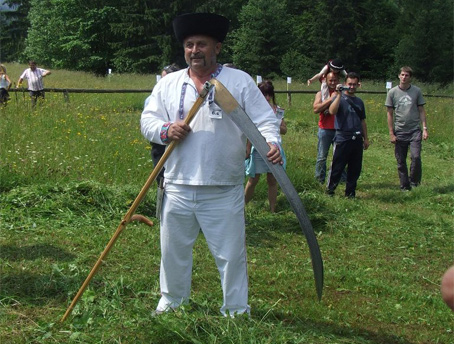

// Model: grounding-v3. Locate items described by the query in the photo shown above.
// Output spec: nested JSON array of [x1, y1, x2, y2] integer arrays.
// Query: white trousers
[[156, 184, 250, 316]]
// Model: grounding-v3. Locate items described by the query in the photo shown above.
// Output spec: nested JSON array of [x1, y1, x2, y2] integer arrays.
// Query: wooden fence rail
[[8, 88, 452, 107]]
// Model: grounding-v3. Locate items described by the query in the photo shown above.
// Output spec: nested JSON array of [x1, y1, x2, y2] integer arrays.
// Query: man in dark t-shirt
[[326, 72, 369, 198]]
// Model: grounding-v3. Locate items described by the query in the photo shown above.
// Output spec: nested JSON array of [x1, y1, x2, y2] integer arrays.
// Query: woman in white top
[[0, 64, 11, 105]]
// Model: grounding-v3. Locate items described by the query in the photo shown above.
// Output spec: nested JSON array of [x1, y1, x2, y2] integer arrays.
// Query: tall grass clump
[[0, 92, 154, 190]]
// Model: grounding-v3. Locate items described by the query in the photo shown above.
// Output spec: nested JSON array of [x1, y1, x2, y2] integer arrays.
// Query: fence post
[[63, 90, 70, 103]]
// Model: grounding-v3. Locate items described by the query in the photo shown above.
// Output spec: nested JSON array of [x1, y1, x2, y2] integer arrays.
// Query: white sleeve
[[140, 83, 169, 144]]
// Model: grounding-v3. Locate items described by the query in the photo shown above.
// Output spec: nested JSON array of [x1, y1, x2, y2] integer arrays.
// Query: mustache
[[190, 54, 205, 59]]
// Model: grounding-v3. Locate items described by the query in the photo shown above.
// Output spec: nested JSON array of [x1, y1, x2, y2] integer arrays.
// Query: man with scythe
[[140, 13, 282, 317]]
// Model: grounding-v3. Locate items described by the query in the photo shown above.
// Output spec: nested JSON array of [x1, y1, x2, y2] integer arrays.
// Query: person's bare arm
[[307, 71, 323, 86], [307, 65, 328, 86], [386, 107, 396, 144], [419, 105, 428, 140], [246, 140, 252, 159], [279, 119, 287, 135], [5, 75, 11, 90], [313, 91, 332, 114]]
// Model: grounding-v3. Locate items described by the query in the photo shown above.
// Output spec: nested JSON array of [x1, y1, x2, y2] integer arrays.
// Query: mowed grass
[[0, 64, 453, 343]]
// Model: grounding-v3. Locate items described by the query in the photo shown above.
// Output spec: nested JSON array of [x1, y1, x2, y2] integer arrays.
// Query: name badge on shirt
[[209, 101, 223, 119]]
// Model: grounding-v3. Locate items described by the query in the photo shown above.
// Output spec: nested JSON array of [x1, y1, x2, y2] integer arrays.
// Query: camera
[[338, 85, 351, 92]]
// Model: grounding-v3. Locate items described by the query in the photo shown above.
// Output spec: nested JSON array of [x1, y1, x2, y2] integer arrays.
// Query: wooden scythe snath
[[61, 81, 214, 322]]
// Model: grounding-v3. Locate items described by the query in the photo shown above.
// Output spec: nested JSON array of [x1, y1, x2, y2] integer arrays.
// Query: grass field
[[0, 64, 453, 343]]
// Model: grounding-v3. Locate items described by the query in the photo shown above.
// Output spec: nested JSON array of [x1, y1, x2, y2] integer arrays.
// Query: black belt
[[336, 130, 362, 140]]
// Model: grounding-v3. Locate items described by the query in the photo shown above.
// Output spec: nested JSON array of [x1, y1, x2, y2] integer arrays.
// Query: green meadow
[[1, 64, 453, 343]]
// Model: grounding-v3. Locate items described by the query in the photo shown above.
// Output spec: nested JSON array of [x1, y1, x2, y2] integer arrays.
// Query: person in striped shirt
[[17, 60, 51, 107]]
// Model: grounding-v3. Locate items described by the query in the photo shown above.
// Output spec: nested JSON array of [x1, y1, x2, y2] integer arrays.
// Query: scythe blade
[[212, 78, 324, 300]]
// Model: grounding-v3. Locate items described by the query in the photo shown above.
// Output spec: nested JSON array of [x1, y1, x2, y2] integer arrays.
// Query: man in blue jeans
[[312, 72, 346, 184]]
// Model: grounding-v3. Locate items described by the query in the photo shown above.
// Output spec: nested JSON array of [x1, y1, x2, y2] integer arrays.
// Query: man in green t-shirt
[[385, 66, 428, 191]]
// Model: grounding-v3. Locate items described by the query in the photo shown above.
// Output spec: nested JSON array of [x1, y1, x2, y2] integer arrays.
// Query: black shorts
[[0, 88, 9, 102], [29, 90, 45, 98]]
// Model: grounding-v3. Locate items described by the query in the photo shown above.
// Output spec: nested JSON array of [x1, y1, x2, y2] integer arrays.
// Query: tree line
[[1, 0, 452, 83]]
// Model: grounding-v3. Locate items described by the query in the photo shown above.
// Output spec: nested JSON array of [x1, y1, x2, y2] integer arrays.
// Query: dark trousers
[[151, 143, 166, 185], [394, 130, 422, 189], [29, 90, 45, 107], [0, 88, 9, 104], [327, 138, 364, 197]]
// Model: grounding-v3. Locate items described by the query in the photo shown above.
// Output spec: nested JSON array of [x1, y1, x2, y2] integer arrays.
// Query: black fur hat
[[173, 13, 230, 43]]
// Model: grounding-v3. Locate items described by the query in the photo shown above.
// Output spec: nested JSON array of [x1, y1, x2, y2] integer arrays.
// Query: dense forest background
[[0, 0, 453, 83]]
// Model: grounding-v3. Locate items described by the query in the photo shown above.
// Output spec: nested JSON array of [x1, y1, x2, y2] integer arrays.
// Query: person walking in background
[[0, 64, 12, 106], [244, 80, 287, 212], [327, 72, 369, 198], [312, 71, 346, 184], [140, 13, 281, 317], [17, 60, 51, 107], [385, 66, 428, 191]]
